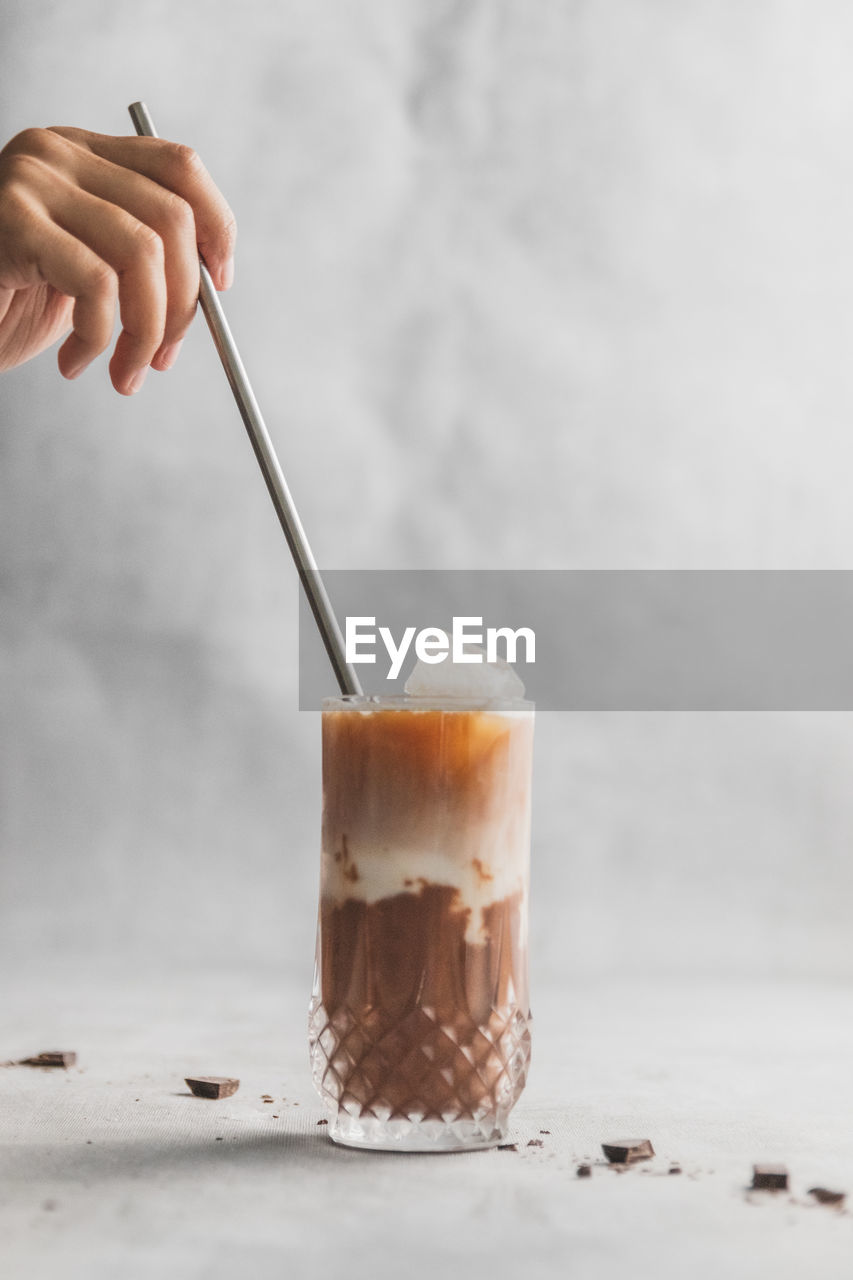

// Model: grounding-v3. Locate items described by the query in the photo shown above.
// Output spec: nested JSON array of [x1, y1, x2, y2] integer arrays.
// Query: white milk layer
[[321, 834, 531, 944]]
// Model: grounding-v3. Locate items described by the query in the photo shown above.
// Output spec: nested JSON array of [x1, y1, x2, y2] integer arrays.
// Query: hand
[[0, 126, 236, 394]]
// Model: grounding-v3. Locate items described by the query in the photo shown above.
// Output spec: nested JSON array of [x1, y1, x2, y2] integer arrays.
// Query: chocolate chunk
[[751, 1164, 788, 1190], [602, 1139, 655, 1164], [185, 1076, 239, 1099], [576, 1164, 592, 1178], [19, 1051, 76, 1069], [668, 1164, 682, 1176], [317, 1119, 329, 1126], [808, 1187, 846, 1206]]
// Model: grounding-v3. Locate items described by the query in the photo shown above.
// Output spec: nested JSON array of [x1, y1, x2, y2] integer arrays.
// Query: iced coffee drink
[[309, 688, 534, 1151]]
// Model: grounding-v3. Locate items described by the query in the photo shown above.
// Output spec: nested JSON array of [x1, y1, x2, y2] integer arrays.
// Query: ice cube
[[404, 633, 525, 699]]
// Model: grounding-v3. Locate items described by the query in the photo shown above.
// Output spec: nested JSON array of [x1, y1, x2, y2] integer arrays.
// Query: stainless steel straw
[[128, 101, 362, 698]]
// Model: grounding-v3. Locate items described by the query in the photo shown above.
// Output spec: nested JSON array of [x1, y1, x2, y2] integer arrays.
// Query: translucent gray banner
[[298, 571, 853, 710]]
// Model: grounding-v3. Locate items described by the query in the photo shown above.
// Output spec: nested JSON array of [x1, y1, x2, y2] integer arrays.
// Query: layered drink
[[309, 692, 534, 1151]]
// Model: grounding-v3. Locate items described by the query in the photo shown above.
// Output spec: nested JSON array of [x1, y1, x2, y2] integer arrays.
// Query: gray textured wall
[[2, 0, 853, 990]]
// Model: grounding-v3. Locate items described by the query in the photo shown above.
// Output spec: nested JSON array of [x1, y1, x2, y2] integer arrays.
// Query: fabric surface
[[2, 970, 851, 1279]]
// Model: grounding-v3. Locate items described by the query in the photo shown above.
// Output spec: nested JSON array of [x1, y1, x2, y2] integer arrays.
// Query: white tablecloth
[[2, 969, 851, 1279]]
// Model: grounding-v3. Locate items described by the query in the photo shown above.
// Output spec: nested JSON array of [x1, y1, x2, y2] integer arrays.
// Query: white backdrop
[[2, 0, 853, 991]]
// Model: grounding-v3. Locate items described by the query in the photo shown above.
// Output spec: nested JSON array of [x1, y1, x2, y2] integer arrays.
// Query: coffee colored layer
[[322, 704, 533, 922], [314, 882, 530, 1120]]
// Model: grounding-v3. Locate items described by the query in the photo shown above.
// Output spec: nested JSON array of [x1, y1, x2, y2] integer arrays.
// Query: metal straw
[[128, 101, 362, 698]]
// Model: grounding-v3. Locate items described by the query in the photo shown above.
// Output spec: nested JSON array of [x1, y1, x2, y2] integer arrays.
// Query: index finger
[[49, 126, 236, 290]]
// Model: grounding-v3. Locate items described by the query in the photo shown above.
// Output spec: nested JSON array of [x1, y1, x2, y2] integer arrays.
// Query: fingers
[[0, 126, 236, 392], [43, 137, 200, 372], [7, 199, 119, 379], [50, 127, 236, 292], [6, 150, 169, 393], [54, 186, 168, 394]]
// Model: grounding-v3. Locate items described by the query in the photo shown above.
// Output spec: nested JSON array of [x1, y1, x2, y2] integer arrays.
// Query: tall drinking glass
[[309, 694, 534, 1151]]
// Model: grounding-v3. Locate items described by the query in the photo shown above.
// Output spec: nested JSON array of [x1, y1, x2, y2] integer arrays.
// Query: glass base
[[326, 1109, 508, 1153], [309, 994, 531, 1154]]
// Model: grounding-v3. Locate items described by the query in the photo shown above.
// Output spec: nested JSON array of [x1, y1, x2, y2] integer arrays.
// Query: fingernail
[[60, 333, 91, 380], [128, 366, 148, 394], [156, 341, 183, 371]]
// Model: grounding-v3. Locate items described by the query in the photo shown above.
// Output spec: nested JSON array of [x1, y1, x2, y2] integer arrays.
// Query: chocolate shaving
[[18, 1051, 76, 1069], [185, 1076, 239, 1099], [602, 1139, 655, 1165], [808, 1186, 846, 1206], [751, 1164, 788, 1191], [527, 1139, 544, 1148], [497, 1143, 518, 1152]]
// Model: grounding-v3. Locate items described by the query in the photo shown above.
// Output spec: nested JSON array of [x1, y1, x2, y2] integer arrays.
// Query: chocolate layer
[[313, 882, 530, 1120]]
